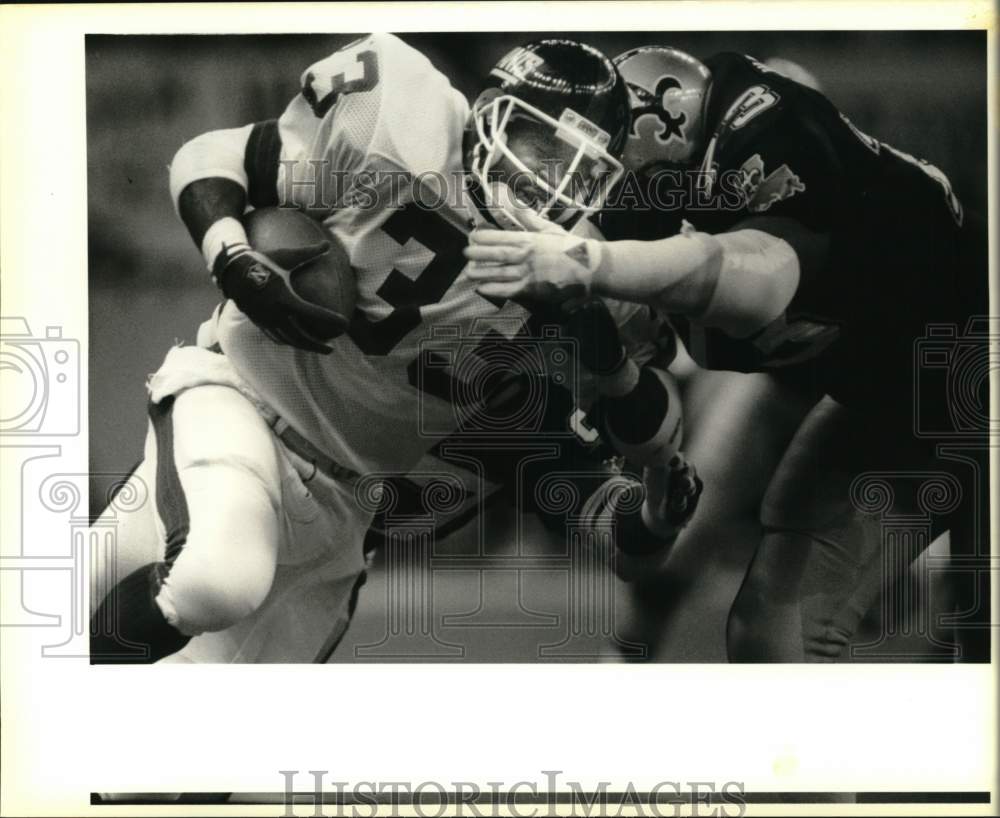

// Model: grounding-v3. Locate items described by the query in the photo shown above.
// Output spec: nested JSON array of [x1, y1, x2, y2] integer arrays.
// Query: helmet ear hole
[[471, 88, 501, 144], [472, 87, 503, 117]]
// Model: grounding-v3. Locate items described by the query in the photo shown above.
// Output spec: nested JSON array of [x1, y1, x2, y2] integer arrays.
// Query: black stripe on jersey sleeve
[[244, 119, 282, 208]]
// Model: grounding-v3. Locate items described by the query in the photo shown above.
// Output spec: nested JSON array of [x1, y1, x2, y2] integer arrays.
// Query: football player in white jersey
[[90, 35, 702, 664]]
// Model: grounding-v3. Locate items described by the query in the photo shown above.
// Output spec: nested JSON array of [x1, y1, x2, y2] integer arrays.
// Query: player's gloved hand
[[640, 455, 704, 541], [214, 242, 348, 354], [464, 206, 602, 306]]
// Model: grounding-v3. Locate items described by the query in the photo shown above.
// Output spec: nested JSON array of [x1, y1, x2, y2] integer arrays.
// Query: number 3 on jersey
[[303, 41, 380, 118], [349, 202, 472, 356]]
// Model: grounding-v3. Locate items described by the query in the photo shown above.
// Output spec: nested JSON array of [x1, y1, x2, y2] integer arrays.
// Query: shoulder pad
[[704, 53, 787, 140], [698, 53, 792, 196]]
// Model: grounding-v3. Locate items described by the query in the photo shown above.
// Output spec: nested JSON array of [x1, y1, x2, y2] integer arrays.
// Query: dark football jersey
[[603, 52, 975, 414]]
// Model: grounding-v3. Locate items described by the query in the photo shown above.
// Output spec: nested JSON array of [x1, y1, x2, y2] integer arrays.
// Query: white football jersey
[[205, 34, 655, 476]]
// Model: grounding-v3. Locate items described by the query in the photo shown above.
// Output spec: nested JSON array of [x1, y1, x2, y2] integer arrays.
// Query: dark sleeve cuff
[[244, 119, 282, 208]]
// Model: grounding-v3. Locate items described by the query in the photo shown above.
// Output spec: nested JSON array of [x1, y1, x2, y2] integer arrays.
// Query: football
[[242, 206, 357, 338]]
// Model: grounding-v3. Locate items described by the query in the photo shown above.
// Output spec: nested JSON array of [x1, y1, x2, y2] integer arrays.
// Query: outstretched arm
[[464, 208, 825, 340], [591, 224, 801, 338]]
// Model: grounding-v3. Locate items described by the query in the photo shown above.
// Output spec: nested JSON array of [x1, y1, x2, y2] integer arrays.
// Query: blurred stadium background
[[87, 31, 987, 661]]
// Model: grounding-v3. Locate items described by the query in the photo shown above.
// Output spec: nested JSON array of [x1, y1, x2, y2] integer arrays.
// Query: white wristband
[[201, 217, 249, 271]]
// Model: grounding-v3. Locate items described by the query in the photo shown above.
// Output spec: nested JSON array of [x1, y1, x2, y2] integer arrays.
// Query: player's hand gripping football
[[214, 242, 348, 354], [641, 455, 704, 541], [463, 206, 602, 306]]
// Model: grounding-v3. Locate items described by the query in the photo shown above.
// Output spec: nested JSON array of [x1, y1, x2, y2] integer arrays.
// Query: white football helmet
[[614, 46, 712, 171]]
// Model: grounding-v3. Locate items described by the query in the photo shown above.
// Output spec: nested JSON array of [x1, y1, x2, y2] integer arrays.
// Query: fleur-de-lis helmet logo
[[614, 46, 712, 169], [628, 75, 687, 144]]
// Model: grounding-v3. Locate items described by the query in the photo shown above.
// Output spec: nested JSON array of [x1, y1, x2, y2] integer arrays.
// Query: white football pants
[[90, 346, 372, 663]]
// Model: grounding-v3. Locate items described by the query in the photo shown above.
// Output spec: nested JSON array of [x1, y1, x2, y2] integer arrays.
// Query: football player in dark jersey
[[464, 47, 989, 661]]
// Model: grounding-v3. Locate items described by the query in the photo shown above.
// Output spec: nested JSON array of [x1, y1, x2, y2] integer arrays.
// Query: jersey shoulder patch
[[736, 152, 807, 213]]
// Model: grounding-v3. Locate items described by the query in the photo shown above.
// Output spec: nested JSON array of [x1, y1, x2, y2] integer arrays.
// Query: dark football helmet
[[467, 39, 630, 228]]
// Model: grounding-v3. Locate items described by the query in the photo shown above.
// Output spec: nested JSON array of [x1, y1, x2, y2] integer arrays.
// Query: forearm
[[469, 215, 798, 338], [177, 178, 247, 255], [169, 125, 254, 268], [590, 227, 800, 339], [591, 228, 723, 315]]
